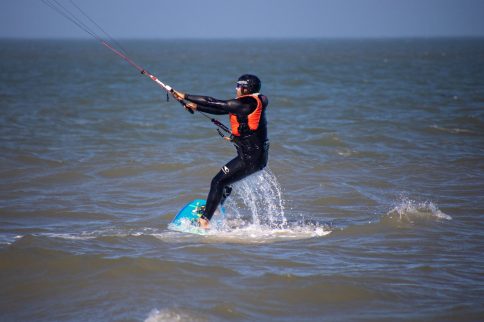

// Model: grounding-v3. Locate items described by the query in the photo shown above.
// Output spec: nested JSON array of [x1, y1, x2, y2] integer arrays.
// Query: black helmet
[[237, 74, 261, 94]]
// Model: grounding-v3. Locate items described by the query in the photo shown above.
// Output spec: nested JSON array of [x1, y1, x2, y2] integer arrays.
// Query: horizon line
[[1, 35, 484, 41]]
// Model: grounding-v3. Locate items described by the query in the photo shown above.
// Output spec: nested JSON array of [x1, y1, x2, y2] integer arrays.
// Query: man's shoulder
[[238, 94, 268, 107], [259, 94, 268, 107]]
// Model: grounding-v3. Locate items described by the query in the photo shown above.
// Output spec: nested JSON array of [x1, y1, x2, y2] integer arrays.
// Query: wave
[[428, 124, 478, 135], [329, 197, 451, 238], [198, 222, 330, 244], [0, 233, 23, 245], [383, 197, 452, 224], [7, 223, 331, 248]]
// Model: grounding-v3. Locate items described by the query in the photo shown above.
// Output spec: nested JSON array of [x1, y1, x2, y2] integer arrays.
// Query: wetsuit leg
[[203, 156, 258, 220]]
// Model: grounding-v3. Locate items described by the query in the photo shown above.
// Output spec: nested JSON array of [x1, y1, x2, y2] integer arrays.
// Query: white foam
[[430, 124, 476, 135], [0, 234, 23, 245], [207, 223, 330, 243], [157, 222, 331, 244], [145, 308, 204, 322], [39, 232, 97, 240]]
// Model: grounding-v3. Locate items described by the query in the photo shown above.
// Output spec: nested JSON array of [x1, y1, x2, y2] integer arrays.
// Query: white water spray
[[220, 168, 287, 229]]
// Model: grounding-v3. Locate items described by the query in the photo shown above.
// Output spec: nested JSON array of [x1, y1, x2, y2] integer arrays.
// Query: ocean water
[[0, 38, 483, 321]]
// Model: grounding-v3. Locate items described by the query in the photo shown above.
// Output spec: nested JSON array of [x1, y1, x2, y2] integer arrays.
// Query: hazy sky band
[[1, 0, 484, 39]]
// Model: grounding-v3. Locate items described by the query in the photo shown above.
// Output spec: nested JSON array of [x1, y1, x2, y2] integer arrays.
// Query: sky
[[1, 0, 484, 39]]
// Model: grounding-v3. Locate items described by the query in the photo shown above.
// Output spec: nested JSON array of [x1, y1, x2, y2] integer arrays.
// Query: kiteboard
[[168, 199, 210, 235]]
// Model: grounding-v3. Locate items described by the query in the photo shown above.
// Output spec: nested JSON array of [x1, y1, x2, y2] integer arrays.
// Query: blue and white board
[[168, 199, 208, 235], [168, 199, 226, 235]]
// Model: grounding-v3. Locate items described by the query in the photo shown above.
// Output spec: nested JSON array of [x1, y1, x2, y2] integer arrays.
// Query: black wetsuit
[[184, 93, 269, 220]]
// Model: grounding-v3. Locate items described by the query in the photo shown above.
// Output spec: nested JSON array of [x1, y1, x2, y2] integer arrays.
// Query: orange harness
[[229, 94, 263, 137]]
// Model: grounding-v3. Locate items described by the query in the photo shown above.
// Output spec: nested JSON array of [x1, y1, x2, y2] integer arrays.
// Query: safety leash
[[197, 112, 234, 142]]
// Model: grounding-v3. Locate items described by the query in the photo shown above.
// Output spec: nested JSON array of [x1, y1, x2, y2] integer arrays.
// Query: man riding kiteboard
[[172, 74, 269, 228]]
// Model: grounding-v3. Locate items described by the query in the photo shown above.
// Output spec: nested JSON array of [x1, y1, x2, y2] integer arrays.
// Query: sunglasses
[[236, 81, 248, 88]]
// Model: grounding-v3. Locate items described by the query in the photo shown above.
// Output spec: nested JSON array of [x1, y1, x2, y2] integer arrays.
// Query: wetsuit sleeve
[[185, 94, 256, 116]]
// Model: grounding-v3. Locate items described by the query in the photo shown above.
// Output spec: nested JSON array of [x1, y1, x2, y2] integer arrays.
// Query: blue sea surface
[[0, 38, 483, 321]]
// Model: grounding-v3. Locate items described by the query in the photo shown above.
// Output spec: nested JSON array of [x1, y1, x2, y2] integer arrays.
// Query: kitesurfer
[[172, 74, 269, 228]]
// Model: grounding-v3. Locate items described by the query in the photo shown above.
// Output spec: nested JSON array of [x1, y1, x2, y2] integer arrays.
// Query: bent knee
[[210, 172, 225, 190]]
